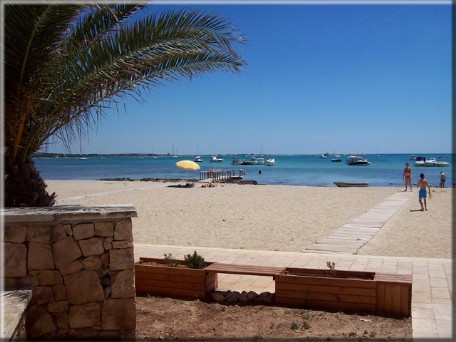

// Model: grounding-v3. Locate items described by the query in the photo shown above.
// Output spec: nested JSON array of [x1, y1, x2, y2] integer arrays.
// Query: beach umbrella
[[176, 160, 201, 171]]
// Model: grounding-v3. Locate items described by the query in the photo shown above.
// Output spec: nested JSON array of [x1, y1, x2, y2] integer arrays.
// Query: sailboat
[[171, 145, 178, 158], [79, 141, 87, 160]]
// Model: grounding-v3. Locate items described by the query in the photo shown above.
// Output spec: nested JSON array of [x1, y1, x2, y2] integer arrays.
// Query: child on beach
[[417, 173, 431, 211]]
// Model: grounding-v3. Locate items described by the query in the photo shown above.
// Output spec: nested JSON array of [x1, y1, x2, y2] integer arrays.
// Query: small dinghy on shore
[[334, 182, 368, 188]]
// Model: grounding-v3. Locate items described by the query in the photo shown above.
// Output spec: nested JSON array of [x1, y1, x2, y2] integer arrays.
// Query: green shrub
[[184, 250, 206, 269]]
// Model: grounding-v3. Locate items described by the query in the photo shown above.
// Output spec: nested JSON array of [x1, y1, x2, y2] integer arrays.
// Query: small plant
[[163, 253, 179, 267], [184, 250, 206, 269], [301, 321, 311, 330], [290, 321, 299, 330], [326, 261, 336, 276], [369, 330, 377, 338]]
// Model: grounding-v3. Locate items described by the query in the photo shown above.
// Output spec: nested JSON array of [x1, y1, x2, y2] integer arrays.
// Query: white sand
[[46, 180, 452, 259]]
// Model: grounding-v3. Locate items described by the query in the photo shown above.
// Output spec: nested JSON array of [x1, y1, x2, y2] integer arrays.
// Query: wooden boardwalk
[[303, 191, 414, 255]]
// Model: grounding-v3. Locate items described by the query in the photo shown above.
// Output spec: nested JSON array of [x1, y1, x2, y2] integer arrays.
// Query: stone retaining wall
[[2, 205, 137, 340]]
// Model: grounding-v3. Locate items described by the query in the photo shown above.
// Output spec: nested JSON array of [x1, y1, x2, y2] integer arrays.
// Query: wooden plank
[[136, 284, 205, 298], [383, 283, 393, 315], [275, 289, 376, 305], [391, 284, 402, 316], [285, 268, 375, 279], [376, 283, 385, 314], [275, 282, 377, 297], [135, 271, 205, 284], [400, 285, 412, 317], [275, 275, 376, 289], [205, 263, 285, 276], [135, 277, 205, 290], [135, 264, 206, 277]]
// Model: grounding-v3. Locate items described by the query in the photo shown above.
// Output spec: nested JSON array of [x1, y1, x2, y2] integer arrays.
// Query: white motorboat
[[346, 156, 370, 166], [331, 155, 342, 162], [194, 155, 202, 163], [410, 155, 416, 160], [436, 157, 450, 167], [424, 158, 438, 167], [265, 158, 276, 166], [256, 157, 265, 165], [241, 157, 259, 165], [414, 156, 426, 167], [210, 155, 223, 162]]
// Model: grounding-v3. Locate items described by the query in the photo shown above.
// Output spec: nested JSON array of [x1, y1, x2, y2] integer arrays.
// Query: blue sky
[[47, 2, 452, 155]]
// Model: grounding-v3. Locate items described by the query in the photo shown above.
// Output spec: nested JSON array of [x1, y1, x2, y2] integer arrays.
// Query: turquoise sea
[[35, 153, 453, 188]]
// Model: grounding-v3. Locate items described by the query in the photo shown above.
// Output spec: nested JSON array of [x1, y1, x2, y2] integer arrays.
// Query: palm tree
[[4, 3, 246, 207]]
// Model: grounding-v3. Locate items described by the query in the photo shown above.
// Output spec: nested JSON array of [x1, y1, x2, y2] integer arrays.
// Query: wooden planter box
[[135, 257, 217, 300], [275, 268, 411, 318]]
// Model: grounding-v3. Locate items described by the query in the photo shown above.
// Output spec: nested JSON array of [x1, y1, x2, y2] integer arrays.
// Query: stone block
[[55, 312, 69, 328], [113, 220, 132, 240], [103, 241, 113, 250], [79, 237, 104, 256], [4, 225, 27, 242], [95, 222, 115, 237], [112, 240, 133, 249], [28, 242, 54, 270], [111, 270, 135, 298], [73, 223, 95, 240], [31, 286, 54, 305], [109, 248, 134, 271], [65, 270, 104, 305], [39, 270, 63, 285], [64, 224, 73, 236], [102, 298, 135, 330], [59, 260, 84, 276], [26, 225, 53, 243], [69, 302, 101, 328], [82, 255, 102, 269], [27, 306, 57, 338], [4, 242, 27, 277], [53, 284, 67, 301], [52, 236, 82, 268], [48, 301, 69, 313], [52, 224, 67, 242]]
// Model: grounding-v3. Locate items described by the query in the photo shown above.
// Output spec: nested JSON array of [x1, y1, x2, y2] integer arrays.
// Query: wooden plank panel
[[275, 289, 376, 305], [136, 284, 205, 298], [275, 275, 376, 289], [285, 268, 375, 279], [376, 283, 385, 314], [135, 278, 205, 290], [383, 283, 393, 315], [135, 272, 205, 285], [391, 284, 402, 316], [400, 285, 412, 317], [275, 282, 376, 297], [205, 263, 285, 276], [135, 264, 206, 277]]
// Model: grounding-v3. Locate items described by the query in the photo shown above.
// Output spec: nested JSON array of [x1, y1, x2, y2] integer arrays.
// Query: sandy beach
[[46, 180, 452, 259]]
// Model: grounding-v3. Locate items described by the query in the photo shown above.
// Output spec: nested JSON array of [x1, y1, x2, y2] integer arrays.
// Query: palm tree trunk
[[5, 159, 56, 207]]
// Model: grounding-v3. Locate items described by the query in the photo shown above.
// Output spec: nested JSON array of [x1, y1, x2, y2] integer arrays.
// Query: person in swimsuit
[[403, 163, 412, 191], [440, 172, 446, 188], [417, 173, 431, 211]]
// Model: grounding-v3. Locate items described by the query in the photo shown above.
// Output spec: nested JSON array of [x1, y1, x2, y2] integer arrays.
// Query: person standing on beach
[[440, 172, 446, 188], [417, 173, 431, 211], [403, 163, 412, 191]]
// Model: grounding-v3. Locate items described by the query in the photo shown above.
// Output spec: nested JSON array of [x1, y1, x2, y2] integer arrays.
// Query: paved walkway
[[134, 190, 452, 339], [303, 191, 414, 254]]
